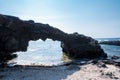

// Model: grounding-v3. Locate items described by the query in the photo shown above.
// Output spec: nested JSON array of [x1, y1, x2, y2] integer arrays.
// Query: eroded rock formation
[[0, 14, 107, 64], [61, 33, 107, 59]]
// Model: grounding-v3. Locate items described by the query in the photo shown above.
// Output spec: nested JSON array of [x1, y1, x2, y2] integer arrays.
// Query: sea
[[9, 38, 120, 66]]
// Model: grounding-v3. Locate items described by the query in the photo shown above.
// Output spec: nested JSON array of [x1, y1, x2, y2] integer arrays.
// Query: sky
[[0, 0, 120, 38]]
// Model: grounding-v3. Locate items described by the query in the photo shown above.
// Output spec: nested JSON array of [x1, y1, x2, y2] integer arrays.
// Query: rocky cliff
[[0, 14, 107, 64]]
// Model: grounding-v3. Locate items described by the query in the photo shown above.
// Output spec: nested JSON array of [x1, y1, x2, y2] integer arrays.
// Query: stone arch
[[0, 14, 107, 64]]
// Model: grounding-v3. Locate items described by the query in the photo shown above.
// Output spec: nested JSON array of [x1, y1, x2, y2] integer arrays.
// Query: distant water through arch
[[9, 39, 63, 66]]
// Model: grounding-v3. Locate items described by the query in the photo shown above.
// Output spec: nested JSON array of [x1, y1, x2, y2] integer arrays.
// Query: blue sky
[[0, 0, 120, 38]]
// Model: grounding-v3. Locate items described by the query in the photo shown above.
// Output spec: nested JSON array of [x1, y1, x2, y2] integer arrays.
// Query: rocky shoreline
[[0, 59, 120, 80], [0, 14, 119, 80]]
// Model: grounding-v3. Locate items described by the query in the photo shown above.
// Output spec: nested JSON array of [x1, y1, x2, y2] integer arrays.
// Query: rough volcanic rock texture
[[0, 14, 107, 63], [61, 33, 107, 59]]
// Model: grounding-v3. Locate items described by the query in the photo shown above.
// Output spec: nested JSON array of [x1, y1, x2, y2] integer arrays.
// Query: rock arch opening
[[10, 39, 63, 66]]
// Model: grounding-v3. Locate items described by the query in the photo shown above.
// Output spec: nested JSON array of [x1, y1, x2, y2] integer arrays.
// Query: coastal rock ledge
[[0, 14, 107, 63], [99, 40, 120, 46]]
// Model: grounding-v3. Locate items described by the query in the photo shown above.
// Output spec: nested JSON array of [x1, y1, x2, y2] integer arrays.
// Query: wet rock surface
[[0, 14, 107, 64]]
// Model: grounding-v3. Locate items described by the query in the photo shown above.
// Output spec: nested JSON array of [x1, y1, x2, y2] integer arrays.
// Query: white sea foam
[[14, 39, 63, 65]]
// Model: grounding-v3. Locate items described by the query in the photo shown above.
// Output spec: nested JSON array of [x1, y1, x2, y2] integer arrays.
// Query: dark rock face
[[99, 41, 120, 46], [0, 14, 107, 63], [61, 33, 107, 59]]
